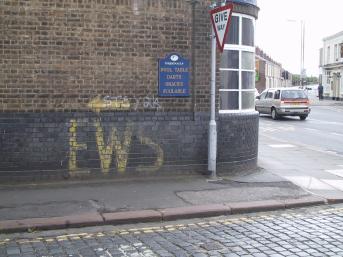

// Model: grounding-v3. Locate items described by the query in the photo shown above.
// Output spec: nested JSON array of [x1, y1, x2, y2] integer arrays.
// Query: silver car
[[255, 88, 311, 120]]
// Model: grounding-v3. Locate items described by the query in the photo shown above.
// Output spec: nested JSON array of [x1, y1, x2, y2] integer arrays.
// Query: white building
[[265, 61, 282, 89], [319, 31, 343, 100]]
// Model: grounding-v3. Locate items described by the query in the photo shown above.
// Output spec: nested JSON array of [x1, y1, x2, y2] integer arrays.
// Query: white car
[[255, 88, 311, 120]]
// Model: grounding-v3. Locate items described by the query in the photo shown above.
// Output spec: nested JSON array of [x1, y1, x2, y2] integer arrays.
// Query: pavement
[[310, 98, 343, 106], [1, 96, 342, 234], [1, 167, 341, 234], [308, 92, 343, 107]]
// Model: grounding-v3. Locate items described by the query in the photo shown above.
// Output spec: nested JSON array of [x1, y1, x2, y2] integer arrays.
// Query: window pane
[[226, 16, 239, 45], [242, 71, 254, 89], [281, 90, 307, 100], [221, 71, 238, 89], [242, 17, 254, 46], [220, 91, 239, 110], [242, 51, 254, 70], [260, 92, 267, 99], [242, 92, 255, 109], [266, 91, 274, 98], [220, 50, 239, 69]]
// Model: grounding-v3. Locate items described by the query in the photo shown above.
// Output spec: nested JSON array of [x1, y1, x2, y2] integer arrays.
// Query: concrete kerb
[[0, 196, 333, 234], [103, 210, 161, 225], [160, 204, 231, 221], [0, 213, 104, 234]]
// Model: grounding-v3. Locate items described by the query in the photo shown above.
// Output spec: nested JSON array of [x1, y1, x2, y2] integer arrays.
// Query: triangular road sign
[[210, 3, 234, 52]]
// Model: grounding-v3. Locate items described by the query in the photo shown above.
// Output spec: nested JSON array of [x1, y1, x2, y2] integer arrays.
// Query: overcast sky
[[255, 0, 343, 77]]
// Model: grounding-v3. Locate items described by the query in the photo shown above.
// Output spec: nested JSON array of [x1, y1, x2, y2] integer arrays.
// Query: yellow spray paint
[[137, 136, 164, 172], [69, 118, 164, 174], [68, 119, 87, 171], [88, 96, 130, 113], [95, 121, 133, 174]]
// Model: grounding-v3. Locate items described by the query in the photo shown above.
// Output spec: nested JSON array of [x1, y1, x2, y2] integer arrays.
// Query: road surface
[[259, 101, 343, 200]]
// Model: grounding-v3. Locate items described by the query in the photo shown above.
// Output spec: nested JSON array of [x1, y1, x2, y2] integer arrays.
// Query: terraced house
[[255, 46, 292, 93], [320, 30, 343, 100], [0, 0, 259, 181]]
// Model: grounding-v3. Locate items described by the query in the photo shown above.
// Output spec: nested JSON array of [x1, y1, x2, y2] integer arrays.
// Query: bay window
[[219, 14, 255, 113]]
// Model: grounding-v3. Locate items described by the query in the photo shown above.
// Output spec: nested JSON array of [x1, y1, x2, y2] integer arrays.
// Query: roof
[[323, 31, 343, 41], [255, 46, 281, 66]]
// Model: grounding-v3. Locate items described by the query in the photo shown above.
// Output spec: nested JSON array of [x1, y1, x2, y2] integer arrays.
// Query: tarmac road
[[258, 100, 343, 200], [259, 105, 343, 156]]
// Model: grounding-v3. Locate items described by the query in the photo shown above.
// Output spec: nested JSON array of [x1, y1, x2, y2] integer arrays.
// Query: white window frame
[[219, 13, 256, 114]]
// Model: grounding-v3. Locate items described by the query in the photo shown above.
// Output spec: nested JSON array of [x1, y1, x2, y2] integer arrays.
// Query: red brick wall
[[0, 0, 213, 112], [0, 1, 259, 181]]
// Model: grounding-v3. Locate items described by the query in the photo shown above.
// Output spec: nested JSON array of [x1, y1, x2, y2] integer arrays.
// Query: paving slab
[[0, 169, 337, 233]]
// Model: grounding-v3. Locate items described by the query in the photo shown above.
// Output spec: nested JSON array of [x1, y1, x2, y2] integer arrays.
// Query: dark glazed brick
[[0, 112, 258, 181]]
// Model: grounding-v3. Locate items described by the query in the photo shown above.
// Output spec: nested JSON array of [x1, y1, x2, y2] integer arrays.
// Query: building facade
[[255, 47, 291, 93], [319, 31, 343, 100], [0, 0, 260, 181]]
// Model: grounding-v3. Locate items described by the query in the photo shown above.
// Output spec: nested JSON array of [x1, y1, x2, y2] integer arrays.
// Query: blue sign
[[158, 53, 190, 97]]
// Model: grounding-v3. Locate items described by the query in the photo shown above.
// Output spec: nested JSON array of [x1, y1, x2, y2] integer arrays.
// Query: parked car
[[255, 88, 311, 120]]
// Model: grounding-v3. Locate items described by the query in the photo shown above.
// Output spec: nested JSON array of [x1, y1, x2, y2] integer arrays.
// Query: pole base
[[207, 176, 223, 182]]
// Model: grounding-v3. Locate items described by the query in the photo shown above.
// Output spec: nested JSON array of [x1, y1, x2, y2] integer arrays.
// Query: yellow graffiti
[[137, 136, 164, 172], [68, 119, 164, 174], [68, 119, 87, 171], [95, 121, 133, 174], [88, 96, 130, 113]]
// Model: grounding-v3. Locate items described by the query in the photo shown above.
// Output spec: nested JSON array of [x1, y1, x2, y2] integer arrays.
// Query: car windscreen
[[281, 90, 308, 100]]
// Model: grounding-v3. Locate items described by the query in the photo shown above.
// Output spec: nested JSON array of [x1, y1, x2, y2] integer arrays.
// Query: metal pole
[[300, 21, 302, 87], [302, 21, 305, 85], [208, 25, 217, 178], [300, 20, 304, 87]]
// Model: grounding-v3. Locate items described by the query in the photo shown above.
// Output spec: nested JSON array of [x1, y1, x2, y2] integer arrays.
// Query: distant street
[[259, 98, 343, 199]]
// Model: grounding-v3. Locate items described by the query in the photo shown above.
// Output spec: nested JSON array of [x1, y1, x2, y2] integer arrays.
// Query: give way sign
[[210, 3, 234, 52]]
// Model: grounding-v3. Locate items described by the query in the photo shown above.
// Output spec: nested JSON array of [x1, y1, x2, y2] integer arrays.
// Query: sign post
[[210, 3, 233, 52], [208, 2, 233, 179]]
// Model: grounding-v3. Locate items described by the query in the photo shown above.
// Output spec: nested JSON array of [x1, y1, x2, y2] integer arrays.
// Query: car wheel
[[271, 108, 278, 120], [300, 115, 308, 120]]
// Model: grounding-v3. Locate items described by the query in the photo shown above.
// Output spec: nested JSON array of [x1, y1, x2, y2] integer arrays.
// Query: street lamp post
[[287, 19, 305, 86], [300, 20, 305, 87]]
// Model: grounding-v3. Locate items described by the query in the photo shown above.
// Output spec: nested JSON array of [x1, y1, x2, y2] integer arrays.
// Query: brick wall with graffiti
[[0, 111, 258, 180], [0, 0, 259, 181]]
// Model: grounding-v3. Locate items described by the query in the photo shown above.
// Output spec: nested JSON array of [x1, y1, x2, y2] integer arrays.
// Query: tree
[[292, 75, 318, 86]]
